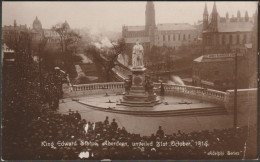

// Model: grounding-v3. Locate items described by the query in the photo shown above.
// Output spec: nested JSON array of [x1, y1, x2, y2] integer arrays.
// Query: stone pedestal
[[118, 67, 160, 107], [129, 67, 146, 95]]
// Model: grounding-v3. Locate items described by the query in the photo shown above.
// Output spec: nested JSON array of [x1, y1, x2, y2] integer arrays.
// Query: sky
[[2, 1, 258, 32]]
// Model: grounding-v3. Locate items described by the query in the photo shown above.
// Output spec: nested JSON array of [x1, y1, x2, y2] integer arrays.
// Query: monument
[[118, 41, 160, 107]]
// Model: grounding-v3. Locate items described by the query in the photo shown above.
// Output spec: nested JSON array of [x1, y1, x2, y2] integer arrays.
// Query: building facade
[[192, 2, 258, 91], [202, 2, 255, 53], [122, 1, 199, 52], [31, 16, 60, 44], [2, 20, 29, 46], [2, 17, 61, 48], [192, 53, 250, 91]]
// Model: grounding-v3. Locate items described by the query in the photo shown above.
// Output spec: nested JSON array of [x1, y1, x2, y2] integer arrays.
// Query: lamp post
[[233, 48, 238, 129]]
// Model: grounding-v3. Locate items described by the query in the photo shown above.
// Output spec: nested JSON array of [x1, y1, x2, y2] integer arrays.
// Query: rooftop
[[2, 25, 28, 30], [157, 23, 196, 31], [125, 26, 145, 32], [124, 37, 150, 43], [194, 53, 244, 63], [217, 21, 254, 32]]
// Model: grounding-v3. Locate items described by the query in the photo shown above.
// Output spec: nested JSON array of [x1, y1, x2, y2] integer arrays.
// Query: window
[[218, 35, 222, 44], [243, 34, 247, 43], [178, 34, 180, 41], [163, 35, 165, 41], [229, 35, 233, 45], [168, 35, 170, 41], [183, 34, 186, 41], [222, 35, 225, 45], [237, 34, 240, 44], [216, 35, 219, 45], [188, 34, 191, 39], [173, 34, 175, 41]]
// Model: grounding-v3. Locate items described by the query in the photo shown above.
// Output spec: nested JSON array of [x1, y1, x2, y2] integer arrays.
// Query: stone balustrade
[[64, 82, 226, 105], [153, 83, 226, 105], [63, 82, 125, 97], [63, 82, 257, 114], [72, 82, 124, 91]]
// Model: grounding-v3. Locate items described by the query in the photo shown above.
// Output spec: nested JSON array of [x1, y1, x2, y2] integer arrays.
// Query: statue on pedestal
[[118, 42, 160, 107], [132, 41, 144, 68]]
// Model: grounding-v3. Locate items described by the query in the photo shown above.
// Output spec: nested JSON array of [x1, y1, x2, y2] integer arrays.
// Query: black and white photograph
[[1, 1, 258, 160]]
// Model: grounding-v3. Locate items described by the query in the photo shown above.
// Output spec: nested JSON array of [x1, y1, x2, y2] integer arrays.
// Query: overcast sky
[[2, 1, 258, 32]]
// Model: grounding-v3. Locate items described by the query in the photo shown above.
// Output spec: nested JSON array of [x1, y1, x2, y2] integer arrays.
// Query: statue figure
[[132, 41, 144, 68], [145, 75, 154, 95]]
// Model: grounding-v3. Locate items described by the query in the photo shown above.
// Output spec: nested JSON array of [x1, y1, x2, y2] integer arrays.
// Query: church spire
[[245, 11, 249, 17], [212, 1, 217, 14], [145, 1, 156, 32], [203, 3, 208, 15], [245, 11, 249, 22], [237, 10, 241, 18], [14, 20, 17, 27], [203, 3, 209, 31], [226, 12, 229, 19], [211, 1, 218, 32]]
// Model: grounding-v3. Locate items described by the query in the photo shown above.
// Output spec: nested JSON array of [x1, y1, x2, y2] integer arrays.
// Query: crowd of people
[[2, 50, 254, 160]]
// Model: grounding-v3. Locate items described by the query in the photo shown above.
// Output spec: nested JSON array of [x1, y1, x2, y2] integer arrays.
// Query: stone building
[[122, 1, 199, 53], [30, 16, 60, 44], [193, 3, 258, 90], [248, 10, 258, 88], [2, 20, 28, 45], [2, 17, 61, 48], [192, 53, 250, 91], [202, 2, 255, 53]]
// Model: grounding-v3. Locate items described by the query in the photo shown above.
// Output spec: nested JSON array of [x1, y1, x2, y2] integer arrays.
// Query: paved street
[[59, 98, 256, 136], [77, 94, 219, 111]]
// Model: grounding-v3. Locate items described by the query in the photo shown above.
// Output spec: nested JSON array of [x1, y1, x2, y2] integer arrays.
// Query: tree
[[38, 36, 48, 92], [52, 22, 82, 73], [4, 29, 32, 53], [52, 22, 81, 53], [87, 38, 126, 82]]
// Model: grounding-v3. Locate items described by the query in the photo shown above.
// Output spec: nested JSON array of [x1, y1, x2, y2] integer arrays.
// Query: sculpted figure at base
[[132, 41, 144, 68]]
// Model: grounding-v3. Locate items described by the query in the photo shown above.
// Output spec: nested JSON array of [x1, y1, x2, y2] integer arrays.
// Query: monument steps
[[78, 101, 227, 117], [118, 101, 161, 107], [133, 107, 227, 117]]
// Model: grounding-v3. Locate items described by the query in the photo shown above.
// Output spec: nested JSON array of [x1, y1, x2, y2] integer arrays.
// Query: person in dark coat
[[104, 116, 109, 125], [156, 126, 164, 139], [111, 118, 118, 131], [75, 110, 81, 120], [160, 82, 165, 96]]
